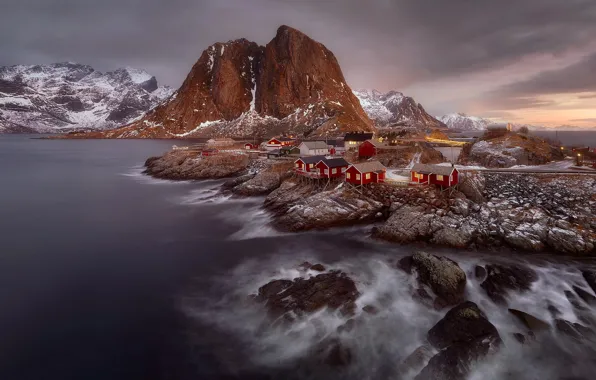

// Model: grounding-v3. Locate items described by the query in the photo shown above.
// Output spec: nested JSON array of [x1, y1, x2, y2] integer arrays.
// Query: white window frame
[[324, 169, 329, 175], [309, 163, 314, 169], [356, 173, 361, 180], [365, 173, 371, 180], [346, 172, 351, 179], [332, 168, 337, 174], [436, 175, 444, 181]]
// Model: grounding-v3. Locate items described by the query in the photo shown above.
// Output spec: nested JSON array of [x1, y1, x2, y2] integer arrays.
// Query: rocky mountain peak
[[86, 25, 373, 139]]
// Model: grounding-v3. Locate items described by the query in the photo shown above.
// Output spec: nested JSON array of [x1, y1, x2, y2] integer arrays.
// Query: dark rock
[[397, 256, 414, 274], [583, 270, 596, 294], [336, 318, 356, 334], [555, 319, 595, 341], [397, 344, 434, 376], [416, 336, 501, 380], [565, 290, 588, 311], [402, 252, 467, 308], [480, 264, 538, 305], [474, 265, 487, 281], [362, 305, 379, 315], [513, 332, 526, 344], [316, 338, 352, 367], [427, 301, 502, 350], [310, 264, 326, 272], [573, 285, 596, 306], [255, 271, 359, 319], [548, 303, 562, 318], [509, 309, 550, 332]]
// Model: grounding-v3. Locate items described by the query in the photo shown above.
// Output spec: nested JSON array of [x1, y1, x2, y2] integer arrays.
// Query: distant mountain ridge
[[438, 113, 490, 131], [0, 62, 173, 133], [354, 89, 447, 130], [76, 25, 374, 139]]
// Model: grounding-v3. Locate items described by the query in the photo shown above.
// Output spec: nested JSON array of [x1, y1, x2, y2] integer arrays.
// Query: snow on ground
[[173, 120, 223, 137]]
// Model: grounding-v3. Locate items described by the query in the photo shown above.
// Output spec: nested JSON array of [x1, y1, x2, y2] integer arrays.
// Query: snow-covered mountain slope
[[438, 113, 490, 131], [0, 62, 173, 133], [353, 89, 446, 130]]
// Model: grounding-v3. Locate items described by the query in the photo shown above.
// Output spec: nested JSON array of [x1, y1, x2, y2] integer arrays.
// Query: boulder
[[373, 206, 436, 243], [401, 252, 467, 309], [427, 301, 501, 350], [418, 301, 502, 380], [310, 264, 326, 272], [397, 344, 435, 376], [480, 264, 538, 304], [546, 227, 589, 255], [222, 173, 256, 189], [508, 309, 550, 332], [232, 170, 286, 196], [254, 271, 359, 319], [474, 265, 487, 281]]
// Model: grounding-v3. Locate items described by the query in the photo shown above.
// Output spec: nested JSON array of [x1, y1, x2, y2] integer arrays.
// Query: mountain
[[0, 62, 173, 133], [438, 113, 490, 131], [76, 25, 374, 139], [353, 89, 446, 130]]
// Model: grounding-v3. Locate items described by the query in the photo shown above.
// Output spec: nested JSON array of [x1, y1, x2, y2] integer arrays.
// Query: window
[[450, 175, 454, 182], [356, 174, 361, 181], [347, 173, 351, 179], [332, 168, 337, 174], [295, 163, 299, 168], [309, 164, 313, 169], [365, 173, 371, 180], [324, 169, 329, 175], [436, 175, 443, 181]]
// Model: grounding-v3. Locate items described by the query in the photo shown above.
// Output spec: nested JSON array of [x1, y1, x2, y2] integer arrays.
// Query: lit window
[[332, 168, 337, 174], [309, 164, 313, 168], [356, 174, 361, 180], [295, 163, 299, 168], [436, 175, 443, 181], [365, 173, 371, 180], [347, 173, 351, 179], [450, 175, 454, 182]]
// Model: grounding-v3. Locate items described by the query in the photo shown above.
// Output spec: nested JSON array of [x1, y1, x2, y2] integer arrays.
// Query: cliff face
[[80, 25, 374, 139]]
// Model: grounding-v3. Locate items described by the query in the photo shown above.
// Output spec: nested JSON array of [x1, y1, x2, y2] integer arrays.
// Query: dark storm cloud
[[2, 0, 596, 96], [492, 53, 596, 97]]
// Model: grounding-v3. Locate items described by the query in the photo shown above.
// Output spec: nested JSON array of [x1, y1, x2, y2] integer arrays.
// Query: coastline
[[144, 149, 596, 257]]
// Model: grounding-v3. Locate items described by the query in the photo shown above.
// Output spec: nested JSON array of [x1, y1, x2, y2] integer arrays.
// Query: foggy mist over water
[[1, 135, 596, 380]]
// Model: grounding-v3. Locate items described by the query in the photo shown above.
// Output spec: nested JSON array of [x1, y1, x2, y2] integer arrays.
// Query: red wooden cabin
[[314, 158, 350, 179], [358, 140, 381, 158], [244, 143, 256, 150], [345, 161, 386, 185], [294, 155, 327, 174], [411, 163, 459, 187]]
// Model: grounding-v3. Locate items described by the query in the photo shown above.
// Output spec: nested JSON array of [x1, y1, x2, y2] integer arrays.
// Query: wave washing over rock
[[182, 247, 596, 380]]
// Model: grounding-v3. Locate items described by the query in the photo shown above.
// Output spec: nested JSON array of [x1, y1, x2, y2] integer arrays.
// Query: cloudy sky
[[2, 0, 596, 127]]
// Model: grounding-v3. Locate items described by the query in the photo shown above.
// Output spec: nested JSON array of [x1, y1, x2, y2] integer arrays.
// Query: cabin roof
[[350, 161, 386, 173], [297, 155, 327, 164], [318, 158, 349, 168], [412, 163, 456, 176], [301, 141, 328, 150], [344, 132, 374, 141]]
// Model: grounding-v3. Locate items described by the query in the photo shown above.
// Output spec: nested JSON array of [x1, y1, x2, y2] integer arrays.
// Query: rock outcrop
[[254, 270, 359, 319], [417, 301, 502, 380], [0, 63, 172, 133], [480, 264, 538, 305], [398, 252, 467, 308], [73, 26, 374, 139], [143, 150, 249, 180]]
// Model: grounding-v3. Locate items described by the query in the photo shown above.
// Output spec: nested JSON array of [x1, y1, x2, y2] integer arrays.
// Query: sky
[[2, 0, 596, 127]]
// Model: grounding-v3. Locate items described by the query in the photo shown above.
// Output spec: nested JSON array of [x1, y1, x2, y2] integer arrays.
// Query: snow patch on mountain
[[0, 62, 173, 133], [438, 113, 490, 131], [353, 89, 445, 130]]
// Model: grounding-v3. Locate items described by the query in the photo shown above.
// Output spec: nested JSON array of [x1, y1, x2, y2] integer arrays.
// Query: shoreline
[[143, 149, 596, 257]]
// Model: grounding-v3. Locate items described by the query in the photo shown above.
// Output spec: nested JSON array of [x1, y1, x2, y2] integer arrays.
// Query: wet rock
[[316, 338, 352, 367], [419, 301, 502, 380], [336, 318, 357, 334], [144, 150, 249, 180], [548, 303, 562, 318], [565, 290, 588, 311], [397, 344, 434, 376], [222, 173, 255, 189], [555, 319, 595, 341], [512, 331, 535, 344], [232, 170, 286, 196], [373, 206, 436, 243], [255, 271, 359, 319], [582, 270, 596, 294], [573, 286, 596, 306], [546, 228, 590, 255], [474, 265, 487, 281], [509, 309, 550, 332], [397, 256, 414, 274], [400, 252, 467, 309], [480, 264, 538, 305], [427, 301, 502, 350], [310, 264, 326, 272], [362, 305, 379, 315]]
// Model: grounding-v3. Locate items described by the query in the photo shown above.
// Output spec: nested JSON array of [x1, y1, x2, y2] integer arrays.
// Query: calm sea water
[[1, 134, 595, 380]]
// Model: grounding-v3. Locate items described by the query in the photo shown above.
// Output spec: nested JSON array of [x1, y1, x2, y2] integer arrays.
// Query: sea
[[530, 130, 596, 147], [1, 134, 595, 380]]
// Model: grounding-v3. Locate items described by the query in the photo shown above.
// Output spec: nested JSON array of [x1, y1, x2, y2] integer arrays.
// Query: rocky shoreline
[[144, 149, 596, 256], [247, 254, 596, 378]]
